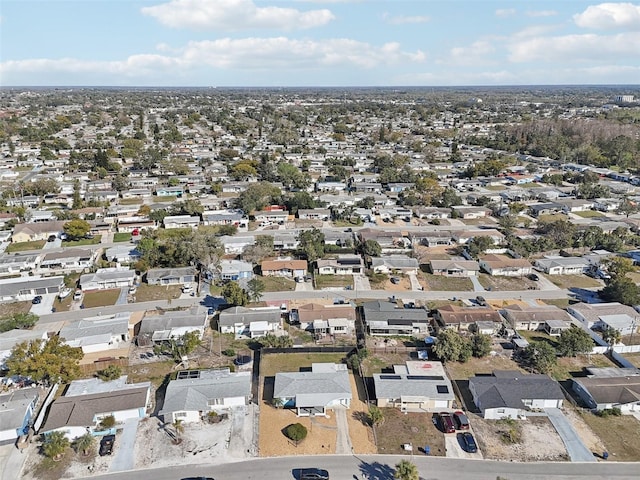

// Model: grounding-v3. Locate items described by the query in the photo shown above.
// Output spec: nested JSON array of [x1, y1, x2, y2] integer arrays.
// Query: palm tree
[[42, 431, 70, 460], [394, 459, 419, 480], [602, 327, 622, 346], [73, 432, 95, 456], [172, 419, 185, 436]]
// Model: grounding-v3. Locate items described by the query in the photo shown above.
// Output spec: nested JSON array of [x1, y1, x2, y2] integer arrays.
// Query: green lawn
[[81, 289, 121, 308], [573, 210, 604, 218], [314, 274, 354, 289], [260, 276, 296, 292], [6, 240, 45, 252], [547, 274, 601, 289], [259, 352, 348, 376], [113, 232, 132, 242], [550, 354, 617, 382], [62, 236, 102, 247], [153, 195, 177, 202], [579, 413, 640, 461]]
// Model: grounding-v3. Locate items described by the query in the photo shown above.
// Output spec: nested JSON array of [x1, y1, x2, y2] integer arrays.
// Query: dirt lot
[[470, 414, 569, 462], [375, 409, 446, 457], [478, 274, 536, 292], [421, 273, 474, 291], [547, 274, 602, 289], [134, 284, 182, 302]]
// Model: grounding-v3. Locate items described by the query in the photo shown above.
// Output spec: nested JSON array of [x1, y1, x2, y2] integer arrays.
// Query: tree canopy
[[63, 219, 91, 240], [433, 329, 472, 363], [556, 326, 594, 357], [7, 336, 82, 385]]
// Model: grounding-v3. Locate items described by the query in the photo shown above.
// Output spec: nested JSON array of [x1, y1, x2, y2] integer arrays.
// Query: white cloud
[[446, 40, 496, 66], [508, 31, 640, 62], [0, 37, 425, 78], [526, 10, 557, 18], [512, 24, 560, 39], [382, 13, 430, 25], [574, 2, 640, 30], [495, 8, 516, 18], [141, 0, 335, 31]]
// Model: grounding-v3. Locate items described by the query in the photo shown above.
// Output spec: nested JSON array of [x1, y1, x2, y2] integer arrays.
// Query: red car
[[438, 412, 456, 433], [453, 411, 470, 430]]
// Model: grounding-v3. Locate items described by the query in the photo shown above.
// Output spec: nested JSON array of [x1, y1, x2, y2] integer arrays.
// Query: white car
[[182, 285, 194, 294]]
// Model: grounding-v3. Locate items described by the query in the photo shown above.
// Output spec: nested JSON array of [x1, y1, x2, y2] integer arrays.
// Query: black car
[[99, 434, 116, 456], [528, 273, 540, 281], [475, 295, 488, 306], [32, 295, 43, 304], [47, 234, 57, 242], [460, 432, 478, 453], [298, 468, 330, 480]]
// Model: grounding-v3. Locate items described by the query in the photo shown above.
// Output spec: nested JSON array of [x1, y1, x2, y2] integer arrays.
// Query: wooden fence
[[79, 357, 129, 375]]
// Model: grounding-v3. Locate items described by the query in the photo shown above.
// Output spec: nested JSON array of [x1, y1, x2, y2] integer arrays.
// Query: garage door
[[434, 401, 450, 408]]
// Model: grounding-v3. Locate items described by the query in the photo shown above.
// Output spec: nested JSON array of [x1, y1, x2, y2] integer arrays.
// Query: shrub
[[284, 423, 307, 445], [222, 348, 236, 357], [96, 365, 122, 381], [596, 407, 622, 417], [99, 415, 116, 429]]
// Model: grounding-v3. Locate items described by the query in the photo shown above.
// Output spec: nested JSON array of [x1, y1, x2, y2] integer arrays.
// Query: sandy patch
[[346, 374, 377, 454], [562, 406, 605, 453]]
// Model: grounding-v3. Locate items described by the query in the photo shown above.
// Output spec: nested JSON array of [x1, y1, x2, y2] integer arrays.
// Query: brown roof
[[13, 220, 65, 235], [261, 259, 307, 271], [437, 305, 503, 325], [297, 303, 356, 322], [42, 387, 148, 431], [574, 376, 640, 405], [502, 304, 573, 323], [480, 254, 532, 268]]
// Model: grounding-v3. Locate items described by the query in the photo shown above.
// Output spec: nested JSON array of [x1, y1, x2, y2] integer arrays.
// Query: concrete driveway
[[42, 238, 62, 249], [544, 408, 596, 462], [445, 431, 483, 459], [109, 418, 140, 472], [353, 274, 371, 291], [29, 293, 57, 315]]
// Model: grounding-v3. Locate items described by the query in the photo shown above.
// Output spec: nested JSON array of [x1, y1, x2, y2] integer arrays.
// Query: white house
[[163, 215, 201, 229], [138, 306, 208, 344], [217, 306, 283, 338], [59, 312, 131, 355], [0, 388, 41, 444], [79, 268, 136, 290]]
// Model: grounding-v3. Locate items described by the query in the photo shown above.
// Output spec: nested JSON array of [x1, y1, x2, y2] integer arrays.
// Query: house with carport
[[217, 305, 283, 339], [261, 259, 307, 278], [479, 254, 533, 277], [501, 304, 574, 332], [428, 259, 480, 277], [137, 306, 208, 345], [567, 302, 639, 334], [434, 305, 503, 333], [145, 266, 197, 286], [59, 312, 131, 359], [291, 303, 356, 337], [362, 300, 430, 337], [534, 256, 590, 275], [79, 267, 136, 290]]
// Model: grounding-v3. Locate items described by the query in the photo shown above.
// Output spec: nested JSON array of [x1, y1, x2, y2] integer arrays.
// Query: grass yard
[[62, 236, 102, 247], [375, 408, 446, 456], [541, 298, 579, 308], [118, 198, 143, 205], [314, 274, 354, 289], [259, 352, 348, 377], [360, 352, 413, 377], [260, 275, 296, 292], [153, 195, 177, 202], [127, 359, 175, 388], [579, 412, 640, 461], [53, 294, 74, 312], [0, 300, 33, 316], [547, 274, 602, 289], [81, 289, 120, 308], [625, 353, 640, 367], [549, 354, 617, 382], [6, 240, 45, 252], [537, 213, 569, 223], [445, 355, 524, 381], [517, 329, 558, 347], [424, 299, 464, 311], [134, 284, 182, 302], [421, 273, 474, 291], [573, 210, 604, 218], [113, 232, 132, 242]]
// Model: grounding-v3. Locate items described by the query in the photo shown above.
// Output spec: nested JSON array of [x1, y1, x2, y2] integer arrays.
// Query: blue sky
[[1, 0, 639, 86]]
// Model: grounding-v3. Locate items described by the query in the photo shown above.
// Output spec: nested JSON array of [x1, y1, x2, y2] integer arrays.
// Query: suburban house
[[290, 303, 356, 337], [40, 376, 151, 440], [218, 259, 254, 282], [159, 368, 251, 424], [38, 248, 97, 274], [260, 259, 307, 278], [272, 232, 299, 251], [137, 306, 208, 344], [428, 259, 480, 277], [145, 266, 197, 285], [316, 254, 364, 275], [501, 303, 574, 332], [202, 210, 248, 229], [451, 205, 490, 219], [358, 228, 410, 251], [163, 215, 201, 229], [410, 231, 454, 247], [567, 302, 639, 334], [362, 300, 430, 336], [323, 230, 354, 248], [0, 329, 49, 369], [434, 305, 504, 333], [453, 229, 505, 246], [116, 219, 158, 233], [370, 255, 419, 275], [534, 256, 590, 275], [572, 370, 640, 413], [469, 370, 565, 420], [217, 306, 283, 338], [297, 209, 331, 220], [220, 235, 255, 254], [104, 245, 142, 264], [273, 363, 352, 417], [0, 276, 64, 303], [79, 268, 136, 291], [373, 361, 455, 411], [479, 254, 533, 277], [0, 388, 42, 444], [529, 203, 564, 217], [59, 312, 131, 357], [413, 206, 451, 220], [253, 210, 289, 224], [11, 221, 65, 243], [0, 253, 42, 276], [156, 186, 184, 197]]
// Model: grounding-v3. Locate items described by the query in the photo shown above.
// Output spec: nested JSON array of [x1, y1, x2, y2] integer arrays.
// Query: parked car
[[47, 234, 57, 242], [438, 412, 456, 434], [73, 290, 83, 301], [528, 273, 540, 281], [99, 434, 116, 456], [453, 411, 470, 430], [390, 276, 400, 284], [460, 431, 478, 453], [31, 295, 43, 304], [181, 285, 194, 294], [298, 468, 329, 480], [475, 295, 488, 306]]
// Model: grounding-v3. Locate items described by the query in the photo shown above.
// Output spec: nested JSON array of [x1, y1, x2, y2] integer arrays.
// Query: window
[[175, 412, 187, 418], [207, 398, 223, 406], [497, 409, 505, 414]]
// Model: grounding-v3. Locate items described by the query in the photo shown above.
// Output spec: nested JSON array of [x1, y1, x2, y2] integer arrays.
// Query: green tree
[[235, 182, 282, 214], [601, 327, 622, 346], [361, 239, 382, 257], [96, 365, 122, 381], [557, 326, 594, 357], [297, 227, 325, 262], [616, 198, 639, 218], [63, 219, 91, 241], [99, 415, 116, 429], [284, 423, 308, 446], [368, 405, 384, 426], [521, 341, 556, 374], [222, 281, 248, 306], [246, 277, 265, 303], [471, 333, 492, 358], [603, 257, 634, 282], [394, 459, 419, 480], [467, 236, 495, 259], [0, 312, 38, 333], [6, 336, 82, 385], [42, 431, 70, 460], [600, 278, 640, 306], [72, 432, 95, 456], [72, 179, 83, 209], [433, 329, 472, 363]]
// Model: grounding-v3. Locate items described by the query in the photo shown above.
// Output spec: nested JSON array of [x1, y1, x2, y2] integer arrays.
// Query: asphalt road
[[87, 455, 639, 480]]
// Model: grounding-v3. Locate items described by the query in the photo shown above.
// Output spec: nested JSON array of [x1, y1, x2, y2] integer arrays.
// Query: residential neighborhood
[[0, 86, 639, 479]]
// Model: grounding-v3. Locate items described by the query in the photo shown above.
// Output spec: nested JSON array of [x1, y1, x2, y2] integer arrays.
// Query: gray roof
[[146, 266, 197, 281], [159, 369, 251, 415], [362, 300, 429, 323], [59, 313, 130, 347], [65, 376, 151, 397], [470, 370, 564, 410], [139, 306, 207, 334], [80, 268, 136, 285], [371, 255, 419, 270], [573, 376, 640, 406], [429, 259, 480, 271], [0, 276, 63, 296], [273, 364, 352, 408], [218, 306, 281, 327], [373, 372, 454, 402], [0, 388, 40, 432]]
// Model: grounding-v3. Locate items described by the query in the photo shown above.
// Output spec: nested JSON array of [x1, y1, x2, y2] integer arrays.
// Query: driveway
[[544, 408, 596, 462], [228, 404, 257, 458], [109, 417, 140, 472], [444, 432, 482, 459], [115, 286, 129, 305], [470, 276, 485, 292], [29, 293, 57, 315], [42, 238, 62, 249], [333, 406, 353, 454], [295, 281, 314, 292], [353, 274, 371, 291], [408, 273, 422, 291]]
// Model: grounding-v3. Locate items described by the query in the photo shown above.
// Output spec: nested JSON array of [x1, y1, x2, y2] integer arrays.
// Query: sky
[[1, 0, 639, 87]]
